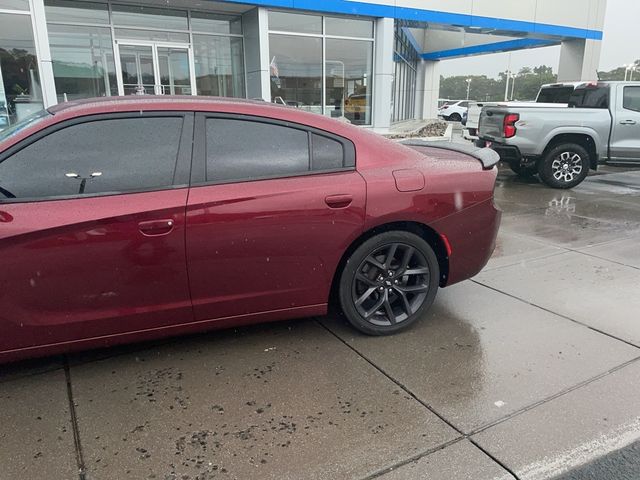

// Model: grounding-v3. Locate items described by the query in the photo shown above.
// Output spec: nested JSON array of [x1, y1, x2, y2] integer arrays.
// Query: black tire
[[509, 162, 537, 177], [449, 113, 462, 122], [538, 143, 590, 189], [474, 138, 487, 148], [338, 231, 439, 336]]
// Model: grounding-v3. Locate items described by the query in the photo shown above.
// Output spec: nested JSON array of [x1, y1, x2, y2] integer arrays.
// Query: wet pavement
[[1, 165, 640, 480]]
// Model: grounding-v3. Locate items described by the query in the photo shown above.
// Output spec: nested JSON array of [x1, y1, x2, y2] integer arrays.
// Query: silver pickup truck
[[463, 82, 582, 141], [478, 81, 640, 188]]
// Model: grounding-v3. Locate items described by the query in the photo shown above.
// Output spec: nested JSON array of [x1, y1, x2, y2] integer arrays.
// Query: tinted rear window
[[537, 87, 574, 103], [205, 118, 310, 182], [568, 86, 609, 109]]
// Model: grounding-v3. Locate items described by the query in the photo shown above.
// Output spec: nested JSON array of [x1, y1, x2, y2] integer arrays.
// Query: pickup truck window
[[568, 86, 609, 109], [537, 87, 574, 103], [623, 86, 640, 112]]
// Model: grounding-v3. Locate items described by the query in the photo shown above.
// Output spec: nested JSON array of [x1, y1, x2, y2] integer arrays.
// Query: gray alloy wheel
[[339, 231, 439, 335]]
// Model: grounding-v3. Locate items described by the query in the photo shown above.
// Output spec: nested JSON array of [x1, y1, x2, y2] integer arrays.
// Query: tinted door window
[[312, 133, 343, 171], [568, 86, 609, 109], [0, 116, 183, 200], [623, 86, 640, 112], [205, 118, 310, 182]]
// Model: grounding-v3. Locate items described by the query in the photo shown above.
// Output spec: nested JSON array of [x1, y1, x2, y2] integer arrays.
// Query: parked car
[[0, 97, 501, 363], [477, 81, 640, 188], [463, 82, 583, 141], [438, 100, 469, 122]]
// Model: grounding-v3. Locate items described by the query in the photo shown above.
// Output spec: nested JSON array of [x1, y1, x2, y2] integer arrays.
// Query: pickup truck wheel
[[538, 144, 590, 189], [510, 163, 537, 177]]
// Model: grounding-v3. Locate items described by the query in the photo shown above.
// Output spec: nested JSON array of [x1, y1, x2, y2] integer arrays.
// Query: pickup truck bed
[[478, 81, 640, 188]]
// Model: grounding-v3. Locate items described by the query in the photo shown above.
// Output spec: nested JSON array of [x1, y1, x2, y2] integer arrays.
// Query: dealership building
[[0, 0, 606, 131]]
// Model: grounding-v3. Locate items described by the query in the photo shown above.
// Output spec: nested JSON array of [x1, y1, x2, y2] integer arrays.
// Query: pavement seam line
[[467, 354, 640, 437], [502, 229, 636, 252], [316, 319, 523, 480], [360, 437, 466, 479], [481, 251, 569, 273], [64, 358, 87, 480], [563, 248, 640, 272], [470, 279, 640, 350], [467, 437, 519, 480]]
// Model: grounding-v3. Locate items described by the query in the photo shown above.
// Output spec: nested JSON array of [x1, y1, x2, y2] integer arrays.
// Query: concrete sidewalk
[[2, 166, 640, 480]]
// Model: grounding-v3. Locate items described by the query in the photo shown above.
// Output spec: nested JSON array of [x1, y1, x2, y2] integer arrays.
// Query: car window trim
[[0, 111, 194, 204], [191, 112, 356, 186]]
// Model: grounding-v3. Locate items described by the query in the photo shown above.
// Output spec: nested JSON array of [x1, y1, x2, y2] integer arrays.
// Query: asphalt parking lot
[[2, 162, 640, 480]]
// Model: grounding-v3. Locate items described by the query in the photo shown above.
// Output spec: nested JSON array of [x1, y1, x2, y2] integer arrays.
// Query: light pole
[[510, 73, 516, 100], [504, 70, 511, 101], [465, 78, 472, 100], [623, 64, 638, 81]]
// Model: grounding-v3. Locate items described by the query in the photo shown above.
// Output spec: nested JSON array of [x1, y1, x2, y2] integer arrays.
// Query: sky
[[439, 0, 639, 78]]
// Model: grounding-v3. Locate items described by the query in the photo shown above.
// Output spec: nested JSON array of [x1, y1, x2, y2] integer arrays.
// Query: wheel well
[[543, 134, 598, 170], [329, 221, 450, 305]]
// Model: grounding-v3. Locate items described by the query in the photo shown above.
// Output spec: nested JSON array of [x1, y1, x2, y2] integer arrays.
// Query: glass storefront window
[[112, 5, 188, 31], [44, 0, 108, 24], [269, 11, 322, 34], [268, 11, 374, 125], [0, 0, 29, 10], [113, 28, 190, 44], [325, 39, 373, 125], [0, 13, 43, 131], [191, 12, 242, 35], [325, 16, 374, 38], [193, 35, 244, 98], [269, 34, 322, 114], [48, 24, 117, 102], [46, 2, 246, 100]]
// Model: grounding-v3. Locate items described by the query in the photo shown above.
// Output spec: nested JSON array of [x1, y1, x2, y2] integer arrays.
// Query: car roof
[[47, 95, 276, 115], [45, 95, 364, 137]]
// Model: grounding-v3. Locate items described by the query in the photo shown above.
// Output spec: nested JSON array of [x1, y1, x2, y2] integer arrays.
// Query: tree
[[440, 65, 557, 102], [598, 60, 640, 80]]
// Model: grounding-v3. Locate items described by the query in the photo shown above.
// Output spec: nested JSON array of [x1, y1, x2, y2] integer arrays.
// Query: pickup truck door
[[610, 84, 640, 163]]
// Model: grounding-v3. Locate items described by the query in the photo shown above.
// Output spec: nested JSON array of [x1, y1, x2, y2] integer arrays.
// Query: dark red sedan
[[0, 97, 500, 363]]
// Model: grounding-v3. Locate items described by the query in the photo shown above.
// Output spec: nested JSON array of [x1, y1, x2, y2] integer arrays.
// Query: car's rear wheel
[[449, 113, 462, 122], [338, 231, 439, 335], [538, 143, 590, 189]]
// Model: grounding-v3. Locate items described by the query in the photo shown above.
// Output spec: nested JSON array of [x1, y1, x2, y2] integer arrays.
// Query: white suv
[[438, 100, 469, 122]]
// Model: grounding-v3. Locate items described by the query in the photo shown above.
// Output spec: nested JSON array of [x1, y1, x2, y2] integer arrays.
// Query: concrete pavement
[[1, 164, 640, 479]]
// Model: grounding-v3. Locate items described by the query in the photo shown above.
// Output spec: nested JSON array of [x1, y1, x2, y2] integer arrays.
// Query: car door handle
[[138, 219, 175, 236], [325, 194, 353, 209], [620, 120, 637, 125]]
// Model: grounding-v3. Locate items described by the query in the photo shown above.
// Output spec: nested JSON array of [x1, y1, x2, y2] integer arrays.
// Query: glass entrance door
[[116, 42, 195, 96]]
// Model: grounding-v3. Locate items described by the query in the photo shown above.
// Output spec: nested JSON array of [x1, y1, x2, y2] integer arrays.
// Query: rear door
[[610, 84, 640, 162], [0, 113, 194, 354], [185, 114, 366, 322]]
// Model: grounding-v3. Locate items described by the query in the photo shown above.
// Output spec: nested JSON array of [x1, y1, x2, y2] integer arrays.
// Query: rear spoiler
[[401, 140, 500, 170]]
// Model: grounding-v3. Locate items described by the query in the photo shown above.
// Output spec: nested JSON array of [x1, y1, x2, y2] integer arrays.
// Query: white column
[[557, 39, 601, 82], [30, 0, 56, 107], [242, 7, 270, 101], [371, 17, 394, 132], [416, 59, 440, 120]]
